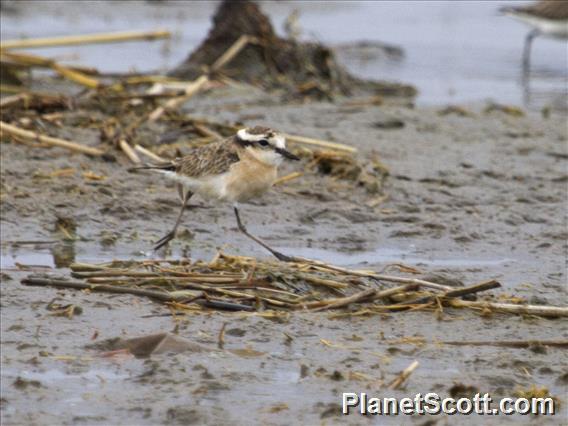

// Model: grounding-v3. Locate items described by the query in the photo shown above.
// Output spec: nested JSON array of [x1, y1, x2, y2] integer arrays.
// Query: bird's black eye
[[258, 139, 269, 147]]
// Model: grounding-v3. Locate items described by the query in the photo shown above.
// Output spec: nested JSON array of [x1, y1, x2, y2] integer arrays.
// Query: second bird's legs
[[153, 185, 193, 251], [233, 205, 296, 262], [523, 29, 539, 77]]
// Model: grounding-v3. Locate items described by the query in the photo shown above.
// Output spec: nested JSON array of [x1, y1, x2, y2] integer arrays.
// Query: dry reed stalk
[[447, 299, 568, 318], [309, 284, 417, 311], [388, 360, 419, 390], [399, 279, 501, 306], [118, 139, 141, 164], [134, 144, 167, 163], [2, 51, 101, 88], [50, 63, 100, 88], [1, 29, 171, 50], [283, 133, 357, 153], [148, 75, 209, 121], [274, 172, 303, 186], [310, 288, 376, 312], [1, 121, 104, 156], [22, 276, 180, 302], [301, 275, 349, 289], [191, 123, 223, 140], [210, 35, 257, 72]]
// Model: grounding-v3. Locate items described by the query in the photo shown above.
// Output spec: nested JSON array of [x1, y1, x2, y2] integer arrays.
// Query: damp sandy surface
[[1, 2, 568, 425], [1, 0, 567, 110], [1, 91, 567, 425]]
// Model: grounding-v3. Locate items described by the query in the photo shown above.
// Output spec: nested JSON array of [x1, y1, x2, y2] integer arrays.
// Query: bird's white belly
[[161, 171, 230, 200], [515, 14, 568, 38]]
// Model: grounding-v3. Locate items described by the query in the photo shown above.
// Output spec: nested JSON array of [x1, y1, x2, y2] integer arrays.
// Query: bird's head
[[235, 126, 300, 166]]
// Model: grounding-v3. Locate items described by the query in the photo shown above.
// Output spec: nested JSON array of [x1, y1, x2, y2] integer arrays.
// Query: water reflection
[[50, 242, 76, 268]]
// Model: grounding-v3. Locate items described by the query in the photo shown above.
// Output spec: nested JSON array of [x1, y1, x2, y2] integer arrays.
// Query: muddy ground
[[1, 86, 567, 425]]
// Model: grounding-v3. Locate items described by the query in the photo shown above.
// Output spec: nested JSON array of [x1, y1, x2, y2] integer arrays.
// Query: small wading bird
[[501, 0, 568, 73], [130, 126, 300, 261]]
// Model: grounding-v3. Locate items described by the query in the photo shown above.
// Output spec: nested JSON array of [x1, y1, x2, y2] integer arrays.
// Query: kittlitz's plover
[[131, 126, 300, 261], [501, 0, 568, 72]]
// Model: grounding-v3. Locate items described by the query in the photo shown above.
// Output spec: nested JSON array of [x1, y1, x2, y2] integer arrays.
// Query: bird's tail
[[127, 161, 176, 173]]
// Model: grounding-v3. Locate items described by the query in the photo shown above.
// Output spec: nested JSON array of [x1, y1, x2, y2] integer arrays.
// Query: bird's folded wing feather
[[176, 139, 240, 178]]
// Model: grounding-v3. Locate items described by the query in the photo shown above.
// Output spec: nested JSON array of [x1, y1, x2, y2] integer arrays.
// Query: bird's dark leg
[[522, 29, 538, 77], [233, 205, 296, 262], [153, 189, 193, 251]]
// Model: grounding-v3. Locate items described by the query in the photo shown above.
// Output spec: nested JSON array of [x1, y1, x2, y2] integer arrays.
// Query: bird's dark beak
[[275, 147, 300, 161]]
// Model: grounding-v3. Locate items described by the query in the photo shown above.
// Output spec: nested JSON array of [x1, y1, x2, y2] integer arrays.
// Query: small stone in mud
[[225, 328, 246, 337], [300, 364, 310, 378], [555, 372, 568, 385], [329, 370, 344, 381], [317, 403, 342, 419], [13, 377, 43, 390], [449, 382, 479, 398], [54, 215, 77, 239], [166, 407, 202, 424], [529, 344, 547, 355], [372, 118, 405, 129], [99, 230, 119, 246]]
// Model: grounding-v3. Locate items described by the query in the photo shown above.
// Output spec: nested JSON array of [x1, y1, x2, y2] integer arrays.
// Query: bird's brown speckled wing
[[176, 137, 240, 178]]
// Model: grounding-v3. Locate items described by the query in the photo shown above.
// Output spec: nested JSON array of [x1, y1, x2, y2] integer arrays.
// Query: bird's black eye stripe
[[258, 139, 269, 147]]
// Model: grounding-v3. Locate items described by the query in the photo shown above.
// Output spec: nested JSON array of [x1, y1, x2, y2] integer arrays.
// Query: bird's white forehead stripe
[[237, 128, 287, 148], [237, 128, 266, 142]]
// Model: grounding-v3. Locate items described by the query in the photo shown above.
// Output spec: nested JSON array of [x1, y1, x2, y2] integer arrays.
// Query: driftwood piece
[[1, 121, 104, 156]]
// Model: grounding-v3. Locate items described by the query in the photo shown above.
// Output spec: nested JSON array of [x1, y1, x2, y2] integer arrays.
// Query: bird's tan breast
[[224, 157, 278, 202]]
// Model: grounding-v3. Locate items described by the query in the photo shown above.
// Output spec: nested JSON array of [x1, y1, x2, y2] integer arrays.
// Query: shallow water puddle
[[276, 246, 516, 268], [0, 245, 515, 271], [3, 367, 129, 385], [0, 251, 56, 269]]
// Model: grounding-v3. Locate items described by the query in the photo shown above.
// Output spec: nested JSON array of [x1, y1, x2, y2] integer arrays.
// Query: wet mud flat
[[1, 89, 567, 425]]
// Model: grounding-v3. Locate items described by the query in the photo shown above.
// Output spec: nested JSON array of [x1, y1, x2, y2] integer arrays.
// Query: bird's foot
[[153, 230, 176, 251]]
